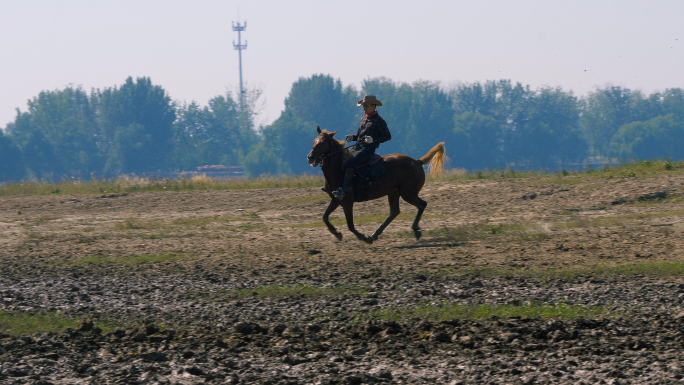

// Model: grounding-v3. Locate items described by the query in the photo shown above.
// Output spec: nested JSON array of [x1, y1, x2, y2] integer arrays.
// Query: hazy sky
[[2, 0, 683, 130]]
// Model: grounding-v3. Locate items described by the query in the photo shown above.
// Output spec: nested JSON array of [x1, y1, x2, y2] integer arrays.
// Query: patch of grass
[[128, 212, 259, 226], [172, 213, 262, 227], [69, 253, 190, 266], [201, 283, 369, 301], [357, 300, 612, 323], [554, 215, 629, 230], [272, 195, 330, 206], [423, 225, 483, 243], [440, 159, 684, 183], [587, 159, 684, 179], [560, 260, 684, 279], [279, 221, 339, 229], [348, 213, 417, 225], [399, 222, 509, 242], [115, 213, 261, 232], [32, 215, 60, 225], [173, 216, 226, 226], [21, 232, 59, 246], [516, 231, 553, 243], [0, 311, 77, 335], [69, 233, 100, 244], [231, 223, 267, 231], [114, 218, 152, 230], [277, 213, 448, 230], [551, 210, 684, 230], [641, 208, 684, 219], [0, 174, 324, 196], [444, 167, 548, 181], [455, 260, 684, 281], [0, 311, 120, 336], [529, 176, 586, 186], [139, 234, 173, 240], [3, 159, 684, 197], [283, 213, 419, 229]]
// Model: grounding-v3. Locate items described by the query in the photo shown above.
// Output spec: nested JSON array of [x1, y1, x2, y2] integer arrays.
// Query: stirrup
[[332, 187, 345, 199]]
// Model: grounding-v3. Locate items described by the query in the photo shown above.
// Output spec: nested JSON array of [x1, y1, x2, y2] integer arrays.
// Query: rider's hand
[[345, 135, 354, 142], [364, 136, 374, 144]]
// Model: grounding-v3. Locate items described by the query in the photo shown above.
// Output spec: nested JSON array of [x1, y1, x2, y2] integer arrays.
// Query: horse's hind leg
[[341, 203, 373, 244], [372, 190, 400, 241], [400, 193, 428, 240], [323, 199, 343, 240]]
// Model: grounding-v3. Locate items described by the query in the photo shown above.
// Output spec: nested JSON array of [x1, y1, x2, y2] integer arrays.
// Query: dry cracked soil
[[2, 171, 684, 384]]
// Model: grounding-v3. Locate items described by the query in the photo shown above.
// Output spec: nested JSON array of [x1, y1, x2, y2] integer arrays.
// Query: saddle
[[341, 146, 388, 199], [352, 153, 382, 170], [352, 154, 387, 183]]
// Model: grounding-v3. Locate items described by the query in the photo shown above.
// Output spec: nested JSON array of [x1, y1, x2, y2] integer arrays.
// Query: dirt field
[[2, 170, 684, 384]]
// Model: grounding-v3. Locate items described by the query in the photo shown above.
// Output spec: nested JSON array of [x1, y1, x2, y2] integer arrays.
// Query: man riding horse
[[332, 95, 392, 199]]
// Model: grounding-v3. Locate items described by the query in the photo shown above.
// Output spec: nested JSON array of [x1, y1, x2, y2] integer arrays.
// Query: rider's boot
[[332, 168, 355, 199]]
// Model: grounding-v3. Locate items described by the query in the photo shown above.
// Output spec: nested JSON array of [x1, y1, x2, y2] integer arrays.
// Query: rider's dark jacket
[[349, 111, 391, 149]]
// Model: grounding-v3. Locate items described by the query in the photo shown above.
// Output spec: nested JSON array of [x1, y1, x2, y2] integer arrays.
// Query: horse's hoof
[[362, 236, 373, 244], [334, 233, 343, 241], [371, 232, 380, 241], [414, 230, 422, 240]]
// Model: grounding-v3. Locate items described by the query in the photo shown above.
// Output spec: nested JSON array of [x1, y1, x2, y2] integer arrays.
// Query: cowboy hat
[[357, 95, 383, 106]]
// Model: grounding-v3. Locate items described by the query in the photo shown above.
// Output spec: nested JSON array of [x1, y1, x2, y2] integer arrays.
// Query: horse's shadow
[[389, 242, 465, 250]]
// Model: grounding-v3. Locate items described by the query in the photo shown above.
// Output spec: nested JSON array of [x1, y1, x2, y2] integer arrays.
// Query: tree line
[[2, 74, 684, 183]]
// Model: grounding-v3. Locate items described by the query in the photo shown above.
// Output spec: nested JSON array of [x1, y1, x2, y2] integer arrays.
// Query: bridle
[[310, 134, 352, 167]]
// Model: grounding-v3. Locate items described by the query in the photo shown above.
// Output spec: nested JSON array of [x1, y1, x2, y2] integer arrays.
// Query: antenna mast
[[232, 14, 247, 100]]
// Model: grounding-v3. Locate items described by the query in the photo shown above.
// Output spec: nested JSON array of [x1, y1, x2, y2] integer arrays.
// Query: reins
[[313, 137, 357, 166]]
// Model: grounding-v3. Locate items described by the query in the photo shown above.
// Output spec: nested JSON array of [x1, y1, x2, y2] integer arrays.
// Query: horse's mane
[[320, 129, 345, 147]]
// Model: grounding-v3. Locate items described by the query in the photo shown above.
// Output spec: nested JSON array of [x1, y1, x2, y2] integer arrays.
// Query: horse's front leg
[[323, 199, 343, 240], [342, 202, 373, 244]]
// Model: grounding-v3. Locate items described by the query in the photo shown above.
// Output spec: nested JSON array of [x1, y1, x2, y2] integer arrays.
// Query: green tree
[[360, 77, 412, 155], [450, 81, 586, 170], [284, 74, 357, 131], [453, 111, 502, 169], [0, 131, 25, 182], [22, 131, 59, 179], [244, 75, 355, 176], [449, 80, 530, 169], [610, 114, 684, 160], [513, 87, 586, 168], [208, 91, 258, 164], [660, 88, 684, 118], [97, 77, 176, 174], [450, 81, 506, 169], [4, 111, 34, 149], [170, 101, 210, 170], [451, 81, 499, 117], [104, 123, 152, 175], [171, 91, 259, 171], [581, 86, 656, 158], [489, 80, 533, 162], [5, 87, 99, 178], [361, 78, 453, 157], [243, 110, 311, 176], [405, 81, 454, 155]]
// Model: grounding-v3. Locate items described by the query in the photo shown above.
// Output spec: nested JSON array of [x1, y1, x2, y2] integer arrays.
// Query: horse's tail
[[419, 142, 447, 178]]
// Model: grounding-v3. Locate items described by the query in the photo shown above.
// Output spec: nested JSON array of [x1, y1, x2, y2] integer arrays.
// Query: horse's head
[[307, 126, 340, 167]]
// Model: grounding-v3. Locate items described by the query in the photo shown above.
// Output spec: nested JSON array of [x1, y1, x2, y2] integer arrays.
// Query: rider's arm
[[373, 118, 391, 144]]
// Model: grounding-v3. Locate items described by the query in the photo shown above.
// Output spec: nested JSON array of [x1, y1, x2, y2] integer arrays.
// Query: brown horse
[[307, 126, 446, 244]]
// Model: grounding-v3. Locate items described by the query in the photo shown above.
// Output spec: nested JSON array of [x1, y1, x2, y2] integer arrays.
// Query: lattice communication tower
[[232, 20, 247, 98]]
